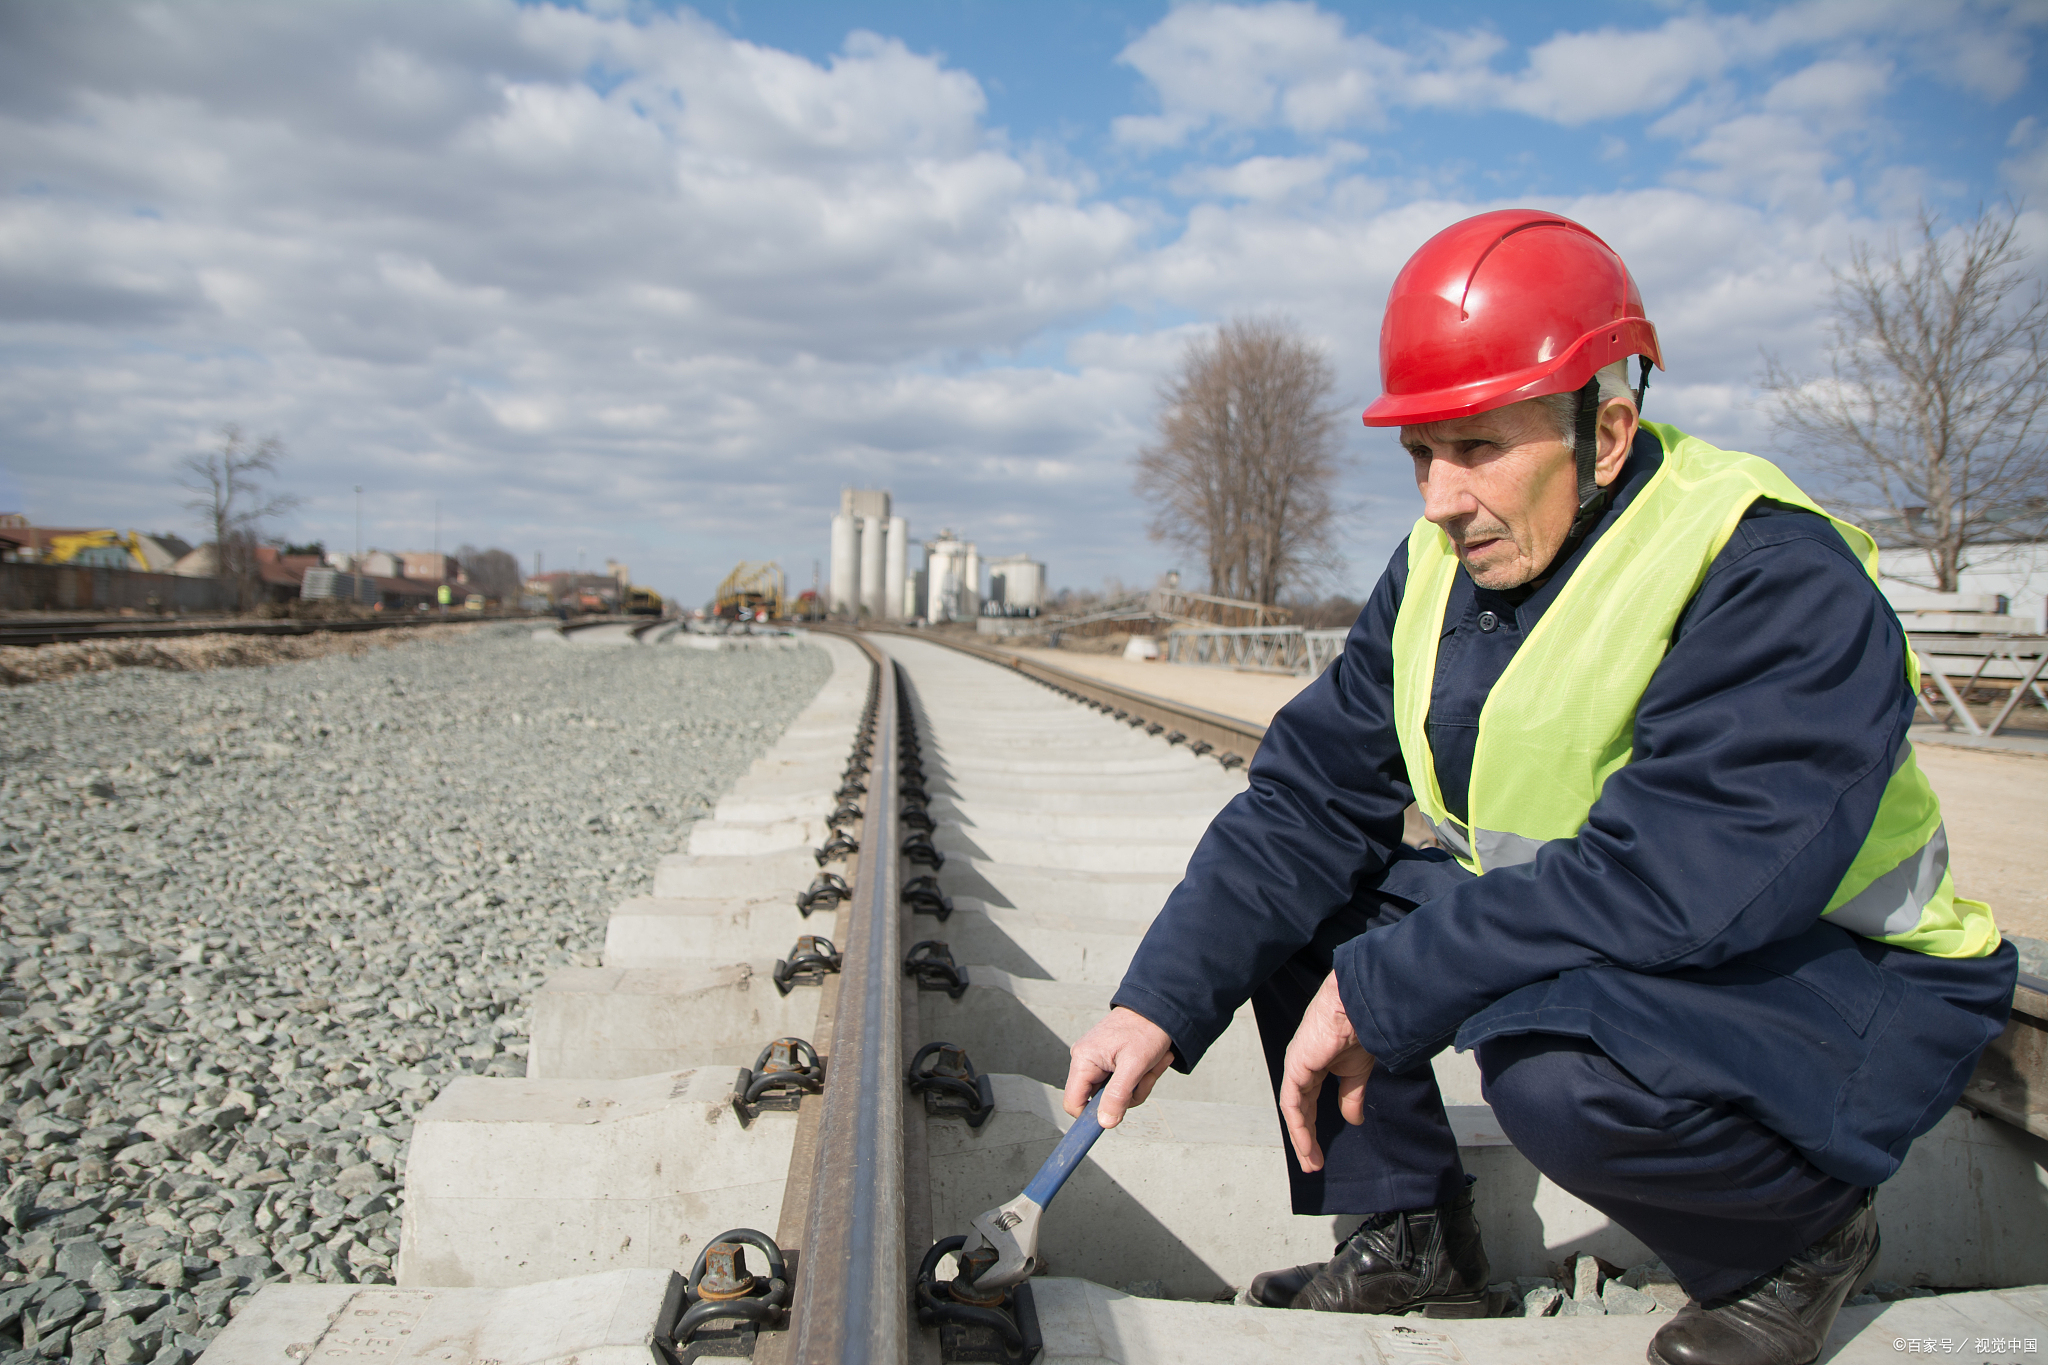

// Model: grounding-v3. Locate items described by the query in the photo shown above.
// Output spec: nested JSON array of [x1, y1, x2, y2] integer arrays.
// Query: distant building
[[400, 551, 461, 584], [985, 555, 1046, 616], [922, 530, 979, 623], [526, 570, 621, 613], [828, 488, 909, 620]]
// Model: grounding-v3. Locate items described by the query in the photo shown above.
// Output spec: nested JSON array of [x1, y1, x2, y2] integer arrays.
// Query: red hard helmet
[[1361, 209, 1663, 428]]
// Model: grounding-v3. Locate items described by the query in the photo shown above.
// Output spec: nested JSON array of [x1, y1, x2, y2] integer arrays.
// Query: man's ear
[[1593, 398, 1637, 489]]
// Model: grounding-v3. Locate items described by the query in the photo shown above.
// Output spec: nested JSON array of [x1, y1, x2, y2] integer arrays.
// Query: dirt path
[[1913, 743, 2048, 942]]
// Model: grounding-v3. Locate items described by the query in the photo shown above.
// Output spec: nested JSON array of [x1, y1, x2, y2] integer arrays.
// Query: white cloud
[[1496, 18, 1737, 125], [2005, 116, 2048, 200], [1114, 1, 1409, 144], [0, 0, 2034, 600], [1169, 143, 1368, 200]]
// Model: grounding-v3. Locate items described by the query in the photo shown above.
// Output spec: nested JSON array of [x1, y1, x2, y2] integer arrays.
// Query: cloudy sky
[[4, 1, 2044, 605]]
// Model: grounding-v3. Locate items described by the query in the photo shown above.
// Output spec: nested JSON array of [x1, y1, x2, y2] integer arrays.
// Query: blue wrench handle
[[1022, 1090, 1106, 1207]]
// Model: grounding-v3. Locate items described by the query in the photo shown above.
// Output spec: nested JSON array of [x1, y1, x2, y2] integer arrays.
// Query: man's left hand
[[1279, 970, 1378, 1172]]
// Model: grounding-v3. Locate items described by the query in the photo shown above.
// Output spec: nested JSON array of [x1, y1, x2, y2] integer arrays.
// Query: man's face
[[1400, 399, 1582, 591]]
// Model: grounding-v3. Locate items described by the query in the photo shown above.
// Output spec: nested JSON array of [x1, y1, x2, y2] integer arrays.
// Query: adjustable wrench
[[953, 1089, 1107, 1294]]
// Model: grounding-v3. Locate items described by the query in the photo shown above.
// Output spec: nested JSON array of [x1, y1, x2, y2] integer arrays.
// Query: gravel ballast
[[0, 624, 830, 1360]]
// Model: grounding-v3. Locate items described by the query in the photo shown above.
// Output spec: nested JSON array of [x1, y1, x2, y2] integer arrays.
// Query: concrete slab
[[1018, 1277, 2048, 1365], [687, 816, 832, 856], [1863, 1105, 2048, 1287], [930, 806, 1224, 842], [565, 623, 642, 646], [916, 967, 1268, 1104], [925, 768, 1246, 796], [600, 896, 811, 968], [715, 792, 838, 824], [907, 902, 1152, 983], [398, 1066, 794, 1288], [651, 850, 821, 899], [527, 963, 822, 1079], [924, 1075, 1669, 1292], [918, 750, 1228, 778], [199, 1269, 684, 1364], [939, 865, 1180, 917], [927, 788, 1238, 817], [924, 1074, 1343, 1300], [936, 826, 1198, 874]]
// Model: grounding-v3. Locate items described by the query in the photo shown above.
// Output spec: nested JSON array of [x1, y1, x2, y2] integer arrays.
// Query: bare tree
[[1763, 205, 2048, 590], [455, 545, 523, 603], [1136, 317, 1345, 605], [180, 425, 298, 609]]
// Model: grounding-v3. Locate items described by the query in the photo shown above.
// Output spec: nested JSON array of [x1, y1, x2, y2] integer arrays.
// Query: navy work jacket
[[1112, 432, 2017, 1187]]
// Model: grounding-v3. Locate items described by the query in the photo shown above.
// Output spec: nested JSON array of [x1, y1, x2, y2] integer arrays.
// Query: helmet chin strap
[[1536, 360, 1650, 582], [1565, 374, 1608, 543]]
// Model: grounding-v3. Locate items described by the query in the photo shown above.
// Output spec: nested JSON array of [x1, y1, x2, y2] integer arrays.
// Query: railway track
[[0, 612, 527, 648], [204, 629, 2048, 1362]]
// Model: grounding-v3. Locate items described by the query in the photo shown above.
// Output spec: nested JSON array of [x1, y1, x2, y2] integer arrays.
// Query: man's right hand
[[1064, 1006, 1175, 1128]]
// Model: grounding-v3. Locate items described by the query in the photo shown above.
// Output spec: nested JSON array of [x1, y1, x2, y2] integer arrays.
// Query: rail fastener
[[731, 1037, 826, 1127], [795, 872, 851, 917], [907, 1042, 996, 1128], [674, 1229, 793, 1362], [904, 941, 971, 999], [772, 936, 844, 996], [903, 874, 954, 921], [914, 1235, 1044, 1365]]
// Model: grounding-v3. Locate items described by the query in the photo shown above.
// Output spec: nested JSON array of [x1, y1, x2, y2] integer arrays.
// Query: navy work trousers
[[1248, 890, 1867, 1300]]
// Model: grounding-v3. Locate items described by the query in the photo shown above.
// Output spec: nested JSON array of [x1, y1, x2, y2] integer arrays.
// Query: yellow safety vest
[[1389, 422, 1999, 960]]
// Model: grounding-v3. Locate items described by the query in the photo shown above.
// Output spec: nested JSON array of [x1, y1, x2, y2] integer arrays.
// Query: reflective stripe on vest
[[1389, 423, 2000, 960]]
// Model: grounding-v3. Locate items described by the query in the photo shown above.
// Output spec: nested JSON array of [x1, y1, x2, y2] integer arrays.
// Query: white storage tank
[[828, 513, 859, 617], [988, 555, 1046, 614], [884, 516, 908, 622]]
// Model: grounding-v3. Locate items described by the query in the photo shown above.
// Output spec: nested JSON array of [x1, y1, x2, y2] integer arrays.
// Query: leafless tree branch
[[1761, 203, 2048, 589], [180, 424, 298, 610]]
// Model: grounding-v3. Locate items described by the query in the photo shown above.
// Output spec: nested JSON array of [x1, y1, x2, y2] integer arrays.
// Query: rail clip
[[826, 798, 863, 830], [915, 1235, 1042, 1364], [904, 940, 970, 999], [731, 1037, 825, 1127], [675, 1228, 791, 1361], [795, 872, 851, 917], [907, 1042, 995, 1128], [814, 830, 859, 866], [902, 831, 946, 870], [902, 874, 954, 921], [773, 936, 843, 995]]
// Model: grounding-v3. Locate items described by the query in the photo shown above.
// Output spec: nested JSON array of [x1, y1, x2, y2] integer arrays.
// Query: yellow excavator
[[47, 529, 147, 569]]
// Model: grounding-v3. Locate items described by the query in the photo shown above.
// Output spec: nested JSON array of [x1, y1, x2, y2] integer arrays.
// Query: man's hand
[[1064, 1006, 1175, 1128], [1278, 970, 1377, 1172]]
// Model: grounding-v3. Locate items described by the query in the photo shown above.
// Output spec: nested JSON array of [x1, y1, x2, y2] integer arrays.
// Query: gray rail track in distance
[[0, 611, 531, 648], [863, 626, 1268, 768]]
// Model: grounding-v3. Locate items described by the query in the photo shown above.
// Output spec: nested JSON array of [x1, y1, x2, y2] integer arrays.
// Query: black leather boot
[[1249, 1184, 1490, 1316], [1647, 1193, 1880, 1365]]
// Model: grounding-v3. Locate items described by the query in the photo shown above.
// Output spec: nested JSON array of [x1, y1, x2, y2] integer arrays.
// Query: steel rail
[[0, 612, 527, 648], [785, 642, 911, 1363], [862, 626, 1268, 766]]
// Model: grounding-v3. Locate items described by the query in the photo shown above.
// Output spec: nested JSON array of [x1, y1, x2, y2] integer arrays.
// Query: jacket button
[[1477, 610, 1499, 633]]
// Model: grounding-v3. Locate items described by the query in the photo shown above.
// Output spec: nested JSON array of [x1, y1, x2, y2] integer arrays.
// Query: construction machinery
[[46, 529, 147, 569], [714, 562, 784, 621]]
